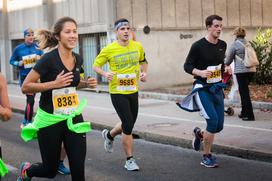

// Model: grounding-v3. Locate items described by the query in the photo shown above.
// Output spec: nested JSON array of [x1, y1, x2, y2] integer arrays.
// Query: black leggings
[[24, 94, 35, 122], [26, 115, 86, 181], [110, 92, 139, 135], [20, 75, 35, 122]]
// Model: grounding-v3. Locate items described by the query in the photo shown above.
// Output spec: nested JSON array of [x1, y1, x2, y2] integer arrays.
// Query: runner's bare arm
[[140, 62, 148, 82], [0, 74, 12, 121], [22, 70, 74, 94], [192, 68, 212, 78], [93, 66, 115, 81]]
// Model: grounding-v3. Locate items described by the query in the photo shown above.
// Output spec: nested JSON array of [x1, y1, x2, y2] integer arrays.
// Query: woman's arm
[[0, 74, 12, 121], [22, 69, 74, 94]]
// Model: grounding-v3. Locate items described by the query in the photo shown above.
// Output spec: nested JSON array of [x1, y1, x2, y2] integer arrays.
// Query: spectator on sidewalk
[[0, 73, 12, 178], [17, 16, 97, 181], [178, 15, 231, 168], [93, 18, 148, 171], [9, 28, 43, 128], [225, 27, 256, 121]]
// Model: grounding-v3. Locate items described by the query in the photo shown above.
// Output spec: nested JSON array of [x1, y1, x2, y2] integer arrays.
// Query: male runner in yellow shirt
[[93, 18, 148, 171]]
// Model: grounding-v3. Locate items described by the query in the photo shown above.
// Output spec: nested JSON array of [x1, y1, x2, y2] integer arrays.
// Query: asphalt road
[[7, 84, 272, 162], [0, 113, 272, 181]]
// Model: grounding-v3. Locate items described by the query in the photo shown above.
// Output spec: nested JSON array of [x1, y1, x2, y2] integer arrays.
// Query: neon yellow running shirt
[[94, 40, 145, 94]]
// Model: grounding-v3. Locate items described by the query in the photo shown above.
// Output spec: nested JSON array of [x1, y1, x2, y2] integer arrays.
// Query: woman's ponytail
[[35, 29, 58, 50]]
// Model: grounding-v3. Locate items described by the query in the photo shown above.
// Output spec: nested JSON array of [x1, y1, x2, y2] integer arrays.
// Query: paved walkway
[[7, 84, 272, 163]]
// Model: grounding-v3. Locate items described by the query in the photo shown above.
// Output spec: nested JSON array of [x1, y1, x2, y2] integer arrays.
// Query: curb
[[82, 88, 272, 110], [90, 122, 272, 163], [139, 91, 272, 110], [12, 107, 272, 163]]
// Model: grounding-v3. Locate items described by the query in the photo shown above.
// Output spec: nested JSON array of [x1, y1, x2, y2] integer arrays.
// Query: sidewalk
[[93, 84, 272, 110], [7, 84, 272, 163]]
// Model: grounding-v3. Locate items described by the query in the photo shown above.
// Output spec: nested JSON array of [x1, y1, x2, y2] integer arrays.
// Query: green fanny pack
[[21, 98, 91, 142]]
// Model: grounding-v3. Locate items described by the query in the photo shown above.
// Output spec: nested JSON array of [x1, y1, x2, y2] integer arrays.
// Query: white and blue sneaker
[[124, 158, 139, 171], [102, 129, 114, 153]]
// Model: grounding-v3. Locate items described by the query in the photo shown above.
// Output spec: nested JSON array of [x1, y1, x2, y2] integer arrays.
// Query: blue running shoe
[[192, 127, 203, 151], [200, 155, 219, 168], [17, 162, 31, 181], [58, 162, 71, 175]]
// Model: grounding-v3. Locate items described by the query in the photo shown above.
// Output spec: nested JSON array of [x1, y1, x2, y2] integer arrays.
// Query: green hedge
[[250, 29, 272, 84]]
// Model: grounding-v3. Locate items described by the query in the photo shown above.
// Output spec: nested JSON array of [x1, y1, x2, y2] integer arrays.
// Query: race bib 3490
[[207, 64, 222, 84]]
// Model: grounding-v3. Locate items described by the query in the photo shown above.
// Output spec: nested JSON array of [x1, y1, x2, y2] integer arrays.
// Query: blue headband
[[24, 28, 34, 37], [114, 21, 130, 30]]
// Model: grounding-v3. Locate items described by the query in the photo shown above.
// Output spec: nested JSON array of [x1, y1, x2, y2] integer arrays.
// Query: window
[[77, 32, 108, 83], [10, 33, 109, 83]]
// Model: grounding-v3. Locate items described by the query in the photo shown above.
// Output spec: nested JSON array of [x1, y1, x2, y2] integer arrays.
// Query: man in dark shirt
[[183, 15, 231, 168]]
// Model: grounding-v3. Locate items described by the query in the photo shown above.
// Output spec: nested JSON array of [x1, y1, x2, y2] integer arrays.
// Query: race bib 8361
[[52, 87, 79, 115]]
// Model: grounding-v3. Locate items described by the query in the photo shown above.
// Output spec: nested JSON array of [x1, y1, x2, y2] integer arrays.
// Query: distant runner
[[9, 28, 43, 128], [177, 15, 231, 168]]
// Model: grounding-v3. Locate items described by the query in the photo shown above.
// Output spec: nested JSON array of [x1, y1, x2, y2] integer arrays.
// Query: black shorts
[[110, 92, 138, 135]]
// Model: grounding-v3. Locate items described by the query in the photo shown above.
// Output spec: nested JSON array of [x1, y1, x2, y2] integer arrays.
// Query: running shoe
[[57, 162, 71, 175], [192, 127, 203, 151], [17, 162, 31, 181], [200, 155, 219, 168], [124, 158, 139, 171], [102, 129, 114, 153]]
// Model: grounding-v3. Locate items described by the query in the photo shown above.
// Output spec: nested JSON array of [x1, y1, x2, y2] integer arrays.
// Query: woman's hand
[[54, 70, 74, 88]]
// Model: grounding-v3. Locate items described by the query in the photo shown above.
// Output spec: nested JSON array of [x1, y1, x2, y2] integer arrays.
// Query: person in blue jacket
[[9, 28, 43, 128]]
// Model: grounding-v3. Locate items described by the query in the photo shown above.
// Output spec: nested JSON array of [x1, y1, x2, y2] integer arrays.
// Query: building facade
[[1, 0, 272, 89]]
